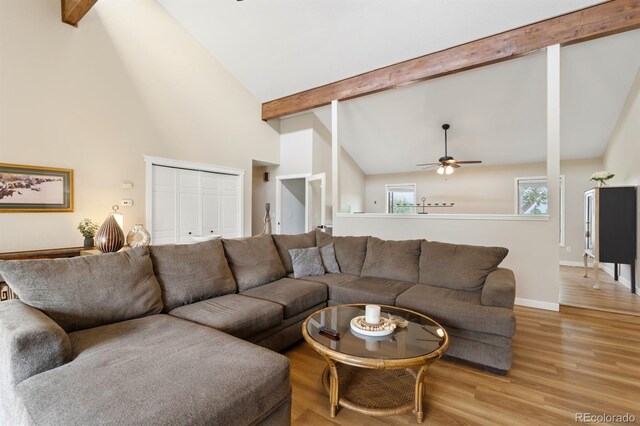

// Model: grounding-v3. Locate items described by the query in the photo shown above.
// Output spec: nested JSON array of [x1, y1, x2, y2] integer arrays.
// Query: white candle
[[365, 305, 381, 324]]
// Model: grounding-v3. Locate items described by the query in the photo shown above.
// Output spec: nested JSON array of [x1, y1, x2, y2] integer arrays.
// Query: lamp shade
[[95, 211, 125, 253], [437, 166, 445, 175]]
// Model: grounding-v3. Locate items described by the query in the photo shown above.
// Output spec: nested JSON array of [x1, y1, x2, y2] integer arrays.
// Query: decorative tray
[[350, 316, 396, 337]]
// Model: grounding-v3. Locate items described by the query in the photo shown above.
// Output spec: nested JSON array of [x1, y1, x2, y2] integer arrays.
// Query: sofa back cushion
[[0, 247, 163, 332], [149, 239, 237, 312], [360, 237, 421, 283], [419, 241, 509, 291], [222, 234, 286, 292], [316, 230, 368, 276], [272, 231, 316, 274]]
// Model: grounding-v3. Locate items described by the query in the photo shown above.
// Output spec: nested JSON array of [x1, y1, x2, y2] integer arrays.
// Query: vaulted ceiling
[[158, 1, 638, 174], [314, 29, 640, 174], [158, 0, 604, 102]]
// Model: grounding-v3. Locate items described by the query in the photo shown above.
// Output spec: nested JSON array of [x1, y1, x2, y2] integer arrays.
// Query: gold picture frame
[[0, 163, 74, 213]]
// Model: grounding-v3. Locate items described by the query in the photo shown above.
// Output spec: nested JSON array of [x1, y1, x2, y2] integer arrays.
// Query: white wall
[[312, 115, 333, 224], [280, 178, 305, 234], [0, 0, 279, 252], [603, 68, 640, 293], [364, 158, 603, 263], [278, 115, 314, 176], [340, 149, 366, 213]]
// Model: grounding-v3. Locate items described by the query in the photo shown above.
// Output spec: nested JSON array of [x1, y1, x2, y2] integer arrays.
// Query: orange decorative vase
[[95, 214, 124, 253]]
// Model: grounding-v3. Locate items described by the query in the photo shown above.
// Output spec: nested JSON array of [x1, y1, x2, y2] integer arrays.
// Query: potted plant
[[590, 171, 615, 187], [78, 218, 99, 248]]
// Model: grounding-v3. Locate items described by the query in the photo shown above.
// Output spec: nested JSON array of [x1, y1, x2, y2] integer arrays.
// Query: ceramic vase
[[126, 224, 151, 248], [95, 214, 124, 253], [83, 236, 94, 248]]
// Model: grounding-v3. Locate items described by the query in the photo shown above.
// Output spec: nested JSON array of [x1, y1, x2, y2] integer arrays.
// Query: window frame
[[385, 183, 416, 214], [514, 175, 565, 247]]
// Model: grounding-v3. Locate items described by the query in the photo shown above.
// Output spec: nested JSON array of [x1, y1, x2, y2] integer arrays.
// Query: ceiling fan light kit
[[417, 123, 482, 174]]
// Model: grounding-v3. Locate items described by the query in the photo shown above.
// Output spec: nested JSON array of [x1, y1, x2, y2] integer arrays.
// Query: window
[[385, 184, 416, 214], [515, 176, 565, 246]]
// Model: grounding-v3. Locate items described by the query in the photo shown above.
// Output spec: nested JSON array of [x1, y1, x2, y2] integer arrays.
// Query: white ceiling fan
[[416, 124, 482, 174]]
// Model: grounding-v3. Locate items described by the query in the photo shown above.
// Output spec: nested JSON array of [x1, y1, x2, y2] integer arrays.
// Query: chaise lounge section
[[0, 230, 516, 424]]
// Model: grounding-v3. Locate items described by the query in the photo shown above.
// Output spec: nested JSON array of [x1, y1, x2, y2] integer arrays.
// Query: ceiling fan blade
[[416, 162, 441, 166], [421, 165, 440, 170], [451, 163, 461, 168], [454, 160, 482, 164]]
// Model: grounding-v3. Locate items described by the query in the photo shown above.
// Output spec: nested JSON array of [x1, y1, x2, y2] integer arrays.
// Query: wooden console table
[[0, 247, 86, 301]]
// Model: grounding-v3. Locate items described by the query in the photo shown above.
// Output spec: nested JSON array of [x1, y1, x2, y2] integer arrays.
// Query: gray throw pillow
[[0, 247, 163, 332], [289, 247, 326, 279], [149, 239, 237, 312], [272, 231, 316, 274], [319, 243, 340, 273]]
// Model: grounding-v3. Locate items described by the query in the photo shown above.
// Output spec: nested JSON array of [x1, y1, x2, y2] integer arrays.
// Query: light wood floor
[[285, 305, 640, 425], [560, 265, 640, 316]]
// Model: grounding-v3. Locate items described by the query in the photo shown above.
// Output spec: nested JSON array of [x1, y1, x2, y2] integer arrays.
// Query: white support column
[[331, 100, 340, 227], [547, 44, 562, 295]]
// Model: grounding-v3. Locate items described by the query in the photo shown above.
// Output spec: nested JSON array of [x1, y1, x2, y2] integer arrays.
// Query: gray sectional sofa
[[0, 230, 515, 425]]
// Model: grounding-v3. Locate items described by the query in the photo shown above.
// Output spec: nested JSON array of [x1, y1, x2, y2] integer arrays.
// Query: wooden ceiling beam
[[262, 0, 640, 121], [61, 0, 98, 27]]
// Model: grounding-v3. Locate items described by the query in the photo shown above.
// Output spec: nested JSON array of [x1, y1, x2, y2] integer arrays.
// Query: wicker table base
[[321, 362, 434, 423]]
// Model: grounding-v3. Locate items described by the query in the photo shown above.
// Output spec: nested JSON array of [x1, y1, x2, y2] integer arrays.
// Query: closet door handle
[[188, 232, 192, 235]]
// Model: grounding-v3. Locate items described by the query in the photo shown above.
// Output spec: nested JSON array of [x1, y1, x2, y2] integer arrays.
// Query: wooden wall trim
[[261, 0, 640, 121], [61, 0, 98, 27], [0, 247, 85, 261]]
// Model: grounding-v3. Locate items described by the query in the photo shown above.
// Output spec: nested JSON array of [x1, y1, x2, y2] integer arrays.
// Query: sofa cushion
[[222, 234, 286, 292], [272, 231, 316, 274], [149, 239, 237, 312], [328, 276, 413, 306], [290, 247, 325, 279], [316, 230, 368, 276], [0, 247, 163, 332], [241, 278, 327, 319], [297, 272, 360, 288], [361, 237, 421, 283], [419, 241, 509, 291], [168, 294, 283, 339], [16, 315, 290, 426], [319, 243, 340, 273], [396, 285, 516, 337]]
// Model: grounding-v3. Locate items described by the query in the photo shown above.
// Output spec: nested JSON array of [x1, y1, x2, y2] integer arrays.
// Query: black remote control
[[319, 326, 340, 340]]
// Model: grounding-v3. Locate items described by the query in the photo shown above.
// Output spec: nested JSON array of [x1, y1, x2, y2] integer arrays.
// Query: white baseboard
[[559, 260, 593, 267], [515, 298, 560, 312], [599, 264, 632, 290]]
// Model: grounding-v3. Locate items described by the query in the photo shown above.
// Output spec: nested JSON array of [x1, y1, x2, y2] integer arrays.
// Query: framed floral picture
[[0, 163, 74, 212]]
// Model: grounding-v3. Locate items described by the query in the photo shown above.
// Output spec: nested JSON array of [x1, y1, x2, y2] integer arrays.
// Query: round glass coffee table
[[302, 304, 449, 423]]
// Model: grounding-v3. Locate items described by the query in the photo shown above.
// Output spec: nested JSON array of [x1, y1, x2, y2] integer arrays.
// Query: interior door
[[305, 173, 326, 232], [151, 165, 177, 245], [201, 172, 220, 238], [178, 169, 201, 243], [219, 175, 240, 238]]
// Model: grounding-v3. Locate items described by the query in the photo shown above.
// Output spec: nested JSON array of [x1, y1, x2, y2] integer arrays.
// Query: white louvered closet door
[[151, 166, 241, 244]]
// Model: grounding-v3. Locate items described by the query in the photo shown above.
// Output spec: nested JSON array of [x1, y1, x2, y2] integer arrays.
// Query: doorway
[[276, 173, 326, 234]]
